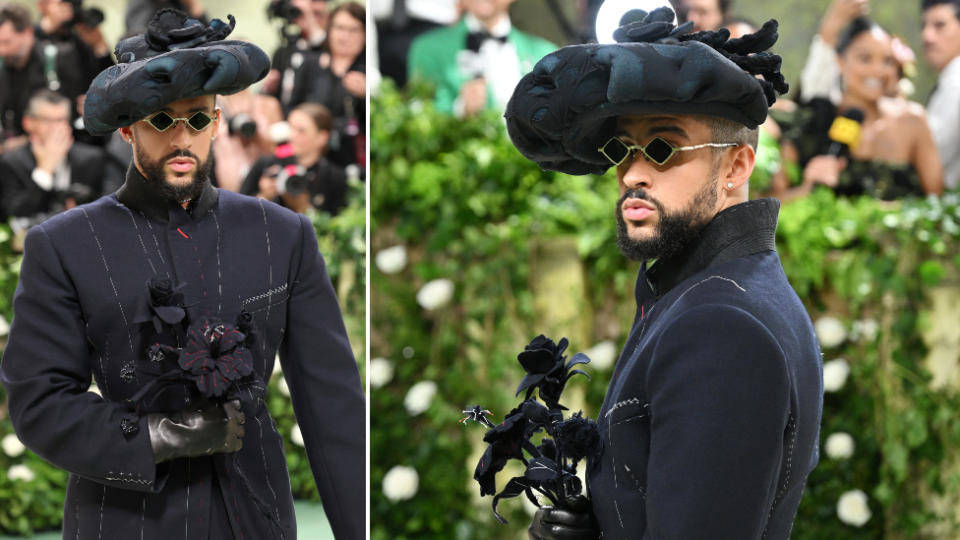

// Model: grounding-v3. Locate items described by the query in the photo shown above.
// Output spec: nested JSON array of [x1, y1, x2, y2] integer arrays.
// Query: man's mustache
[[162, 149, 200, 162]]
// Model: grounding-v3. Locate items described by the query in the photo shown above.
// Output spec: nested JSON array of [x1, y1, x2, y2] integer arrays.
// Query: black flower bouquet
[[125, 278, 262, 420], [467, 335, 601, 523]]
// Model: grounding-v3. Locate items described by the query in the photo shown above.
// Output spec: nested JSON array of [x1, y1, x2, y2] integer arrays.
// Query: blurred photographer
[[0, 2, 112, 149], [240, 103, 347, 215], [263, 0, 330, 111], [0, 89, 121, 229], [212, 87, 284, 192], [289, 1, 366, 168]]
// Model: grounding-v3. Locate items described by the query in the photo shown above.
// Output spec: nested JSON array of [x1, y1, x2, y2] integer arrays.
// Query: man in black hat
[[507, 8, 823, 539], [0, 9, 364, 540]]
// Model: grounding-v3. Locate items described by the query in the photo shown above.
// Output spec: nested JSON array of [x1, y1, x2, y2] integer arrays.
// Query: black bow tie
[[466, 31, 508, 52]]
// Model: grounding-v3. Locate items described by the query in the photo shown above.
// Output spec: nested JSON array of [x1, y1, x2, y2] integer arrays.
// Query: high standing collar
[[115, 164, 219, 223], [643, 198, 780, 299]]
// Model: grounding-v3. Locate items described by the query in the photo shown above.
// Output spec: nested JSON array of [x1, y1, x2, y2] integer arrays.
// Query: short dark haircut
[[0, 3, 31, 32], [292, 102, 332, 132], [704, 115, 759, 151], [719, 0, 733, 15], [922, 0, 960, 20], [26, 89, 70, 117]]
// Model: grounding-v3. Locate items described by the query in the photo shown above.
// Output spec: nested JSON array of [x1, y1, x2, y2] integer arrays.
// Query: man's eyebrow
[[645, 125, 688, 138]]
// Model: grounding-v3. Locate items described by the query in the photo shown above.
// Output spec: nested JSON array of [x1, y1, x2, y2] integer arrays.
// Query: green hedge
[[371, 80, 960, 539], [0, 187, 365, 536]]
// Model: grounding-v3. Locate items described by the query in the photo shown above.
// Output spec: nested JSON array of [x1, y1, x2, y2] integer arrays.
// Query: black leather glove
[[528, 496, 601, 540], [147, 400, 245, 463]]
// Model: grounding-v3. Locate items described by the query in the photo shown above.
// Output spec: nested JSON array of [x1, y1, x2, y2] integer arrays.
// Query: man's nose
[[620, 156, 653, 191], [169, 121, 193, 147]]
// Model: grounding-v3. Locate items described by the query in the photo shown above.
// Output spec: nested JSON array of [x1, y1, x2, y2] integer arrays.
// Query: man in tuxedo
[[407, 0, 556, 116], [922, 0, 960, 190], [0, 9, 364, 540], [505, 8, 823, 539], [0, 89, 122, 223]]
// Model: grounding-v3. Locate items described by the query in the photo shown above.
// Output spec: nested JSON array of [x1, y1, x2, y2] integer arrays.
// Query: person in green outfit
[[407, 0, 556, 117]]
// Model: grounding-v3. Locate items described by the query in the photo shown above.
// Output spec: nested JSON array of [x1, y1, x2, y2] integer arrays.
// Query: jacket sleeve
[[280, 215, 365, 540], [0, 224, 166, 492], [643, 303, 790, 539], [407, 32, 458, 114]]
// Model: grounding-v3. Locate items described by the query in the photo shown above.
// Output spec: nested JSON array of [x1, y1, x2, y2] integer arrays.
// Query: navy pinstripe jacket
[[587, 199, 823, 539], [0, 168, 365, 539]]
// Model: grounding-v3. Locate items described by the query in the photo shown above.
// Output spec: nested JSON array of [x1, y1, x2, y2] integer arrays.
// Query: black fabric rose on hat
[[82, 9, 269, 135], [504, 6, 789, 175]]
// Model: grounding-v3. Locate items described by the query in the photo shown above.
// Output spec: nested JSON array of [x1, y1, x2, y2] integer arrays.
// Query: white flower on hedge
[[2, 434, 25, 458], [7, 464, 35, 482], [853, 319, 879, 342], [823, 359, 851, 392], [369, 358, 394, 389], [382, 465, 419, 501], [416, 279, 454, 310], [404, 381, 437, 416], [277, 376, 290, 397], [586, 341, 617, 371], [375, 245, 407, 275], [290, 424, 304, 447], [815, 316, 847, 349], [824, 432, 855, 459], [837, 489, 872, 527], [0, 314, 8, 336]]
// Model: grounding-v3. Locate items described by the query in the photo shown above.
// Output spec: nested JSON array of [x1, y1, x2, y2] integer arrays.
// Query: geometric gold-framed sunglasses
[[598, 136, 738, 167], [144, 110, 216, 132]]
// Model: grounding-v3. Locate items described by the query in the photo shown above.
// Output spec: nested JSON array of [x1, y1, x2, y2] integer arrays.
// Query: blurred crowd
[[372, 0, 960, 201], [0, 0, 365, 241]]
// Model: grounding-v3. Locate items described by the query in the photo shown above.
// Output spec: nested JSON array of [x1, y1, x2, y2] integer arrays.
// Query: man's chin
[[625, 221, 656, 241]]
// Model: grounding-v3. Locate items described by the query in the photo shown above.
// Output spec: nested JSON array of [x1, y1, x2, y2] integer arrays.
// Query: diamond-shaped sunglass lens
[[148, 112, 175, 131], [643, 137, 675, 165], [187, 112, 212, 131], [603, 139, 632, 165]]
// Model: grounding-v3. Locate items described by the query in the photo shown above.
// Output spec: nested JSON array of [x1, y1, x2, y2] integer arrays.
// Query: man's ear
[[721, 144, 755, 191], [212, 107, 222, 139], [120, 125, 134, 144]]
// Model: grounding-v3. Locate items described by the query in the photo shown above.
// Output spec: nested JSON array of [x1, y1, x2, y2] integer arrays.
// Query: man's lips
[[167, 158, 195, 173], [622, 198, 655, 222]]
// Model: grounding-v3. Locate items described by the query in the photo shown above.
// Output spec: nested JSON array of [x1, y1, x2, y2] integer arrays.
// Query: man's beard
[[135, 144, 212, 203], [615, 174, 719, 262]]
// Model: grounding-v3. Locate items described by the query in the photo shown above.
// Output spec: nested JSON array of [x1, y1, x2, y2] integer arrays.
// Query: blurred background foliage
[[370, 80, 960, 539], [0, 189, 365, 536]]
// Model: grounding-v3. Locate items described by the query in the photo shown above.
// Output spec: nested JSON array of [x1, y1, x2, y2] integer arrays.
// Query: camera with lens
[[266, 141, 310, 196], [227, 113, 257, 138], [64, 0, 104, 27], [266, 0, 302, 22]]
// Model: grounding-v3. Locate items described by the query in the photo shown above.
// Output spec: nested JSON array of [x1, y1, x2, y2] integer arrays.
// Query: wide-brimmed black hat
[[504, 7, 789, 175], [83, 9, 270, 136]]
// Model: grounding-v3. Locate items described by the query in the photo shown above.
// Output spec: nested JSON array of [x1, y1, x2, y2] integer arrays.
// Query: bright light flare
[[594, 0, 677, 44]]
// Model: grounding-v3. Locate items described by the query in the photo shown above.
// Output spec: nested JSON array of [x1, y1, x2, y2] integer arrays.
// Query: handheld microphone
[[827, 108, 865, 156]]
